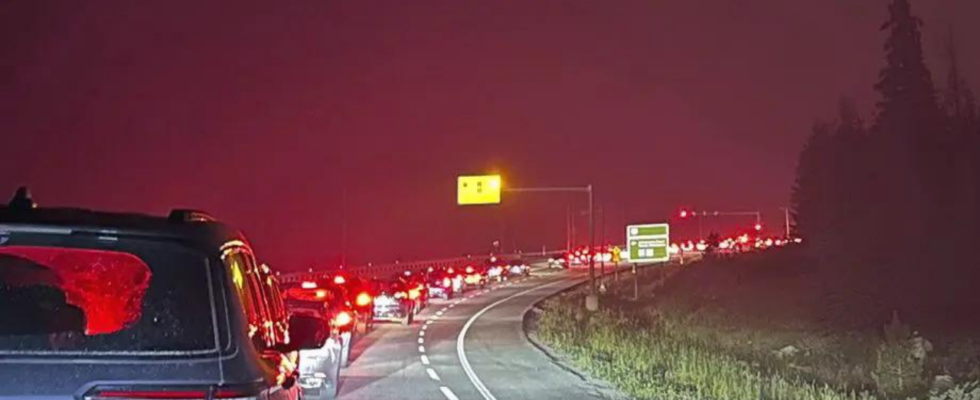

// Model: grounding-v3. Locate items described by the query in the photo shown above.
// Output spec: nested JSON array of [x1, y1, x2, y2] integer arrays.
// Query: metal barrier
[[279, 250, 569, 283]]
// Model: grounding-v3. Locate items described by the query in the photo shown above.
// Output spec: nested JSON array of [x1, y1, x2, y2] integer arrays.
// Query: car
[[371, 277, 418, 325], [332, 274, 375, 335], [278, 280, 347, 399], [547, 257, 566, 268], [281, 279, 359, 370], [399, 270, 429, 311], [425, 267, 459, 300], [461, 264, 488, 290], [506, 258, 531, 277], [0, 189, 325, 400]]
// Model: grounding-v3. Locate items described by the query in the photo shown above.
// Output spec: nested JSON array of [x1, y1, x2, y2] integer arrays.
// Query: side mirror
[[279, 314, 328, 352]]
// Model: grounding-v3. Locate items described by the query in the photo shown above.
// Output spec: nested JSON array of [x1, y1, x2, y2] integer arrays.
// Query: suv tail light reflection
[[87, 385, 261, 400]]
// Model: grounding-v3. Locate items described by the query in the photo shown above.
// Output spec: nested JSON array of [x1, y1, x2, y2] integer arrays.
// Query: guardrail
[[279, 250, 569, 283]]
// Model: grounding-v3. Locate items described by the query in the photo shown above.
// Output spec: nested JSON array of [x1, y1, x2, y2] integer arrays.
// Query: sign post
[[626, 223, 670, 263]]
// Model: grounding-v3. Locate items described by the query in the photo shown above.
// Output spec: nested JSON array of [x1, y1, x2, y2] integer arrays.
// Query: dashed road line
[[420, 355, 430, 365], [427, 367, 441, 381], [418, 345, 425, 353], [440, 387, 460, 400]]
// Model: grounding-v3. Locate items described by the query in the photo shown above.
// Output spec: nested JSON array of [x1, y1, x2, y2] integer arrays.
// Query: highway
[[335, 266, 626, 400]]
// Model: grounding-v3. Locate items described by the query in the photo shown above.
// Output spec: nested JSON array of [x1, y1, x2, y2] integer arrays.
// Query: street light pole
[[780, 207, 791, 238], [588, 185, 595, 297], [504, 185, 598, 311]]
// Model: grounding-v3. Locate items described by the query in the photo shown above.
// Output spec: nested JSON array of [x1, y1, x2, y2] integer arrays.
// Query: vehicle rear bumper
[[373, 303, 407, 320]]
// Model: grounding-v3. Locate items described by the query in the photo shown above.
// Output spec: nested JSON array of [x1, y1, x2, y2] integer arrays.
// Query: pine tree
[[791, 121, 834, 245], [942, 28, 980, 253], [870, 0, 945, 270], [829, 98, 870, 257]]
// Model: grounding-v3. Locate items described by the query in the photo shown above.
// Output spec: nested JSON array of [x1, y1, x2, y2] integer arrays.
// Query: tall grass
[[538, 293, 879, 400]]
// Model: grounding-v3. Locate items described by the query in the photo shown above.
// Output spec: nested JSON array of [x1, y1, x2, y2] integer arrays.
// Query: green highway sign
[[627, 223, 670, 262]]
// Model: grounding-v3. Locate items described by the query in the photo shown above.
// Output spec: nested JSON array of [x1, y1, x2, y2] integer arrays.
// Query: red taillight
[[465, 266, 474, 274], [442, 278, 451, 287], [91, 387, 257, 399], [408, 288, 421, 300], [333, 311, 353, 327], [333, 275, 346, 285], [355, 292, 372, 307], [315, 289, 327, 299]]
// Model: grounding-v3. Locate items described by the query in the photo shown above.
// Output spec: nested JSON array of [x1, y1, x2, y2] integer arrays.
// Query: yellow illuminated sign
[[457, 175, 502, 205]]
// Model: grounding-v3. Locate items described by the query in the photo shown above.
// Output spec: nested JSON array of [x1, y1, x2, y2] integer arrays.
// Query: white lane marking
[[421, 324, 428, 331], [436, 310, 444, 316], [457, 278, 571, 400], [426, 320, 434, 326], [420, 330, 426, 337], [419, 345, 426, 353], [449, 303, 455, 308], [420, 355, 430, 365], [427, 367, 441, 381], [418, 337, 425, 344], [440, 387, 460, 400]]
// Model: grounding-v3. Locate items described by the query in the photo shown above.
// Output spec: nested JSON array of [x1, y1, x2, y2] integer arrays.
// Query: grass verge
[[535, 249, 980, 400]]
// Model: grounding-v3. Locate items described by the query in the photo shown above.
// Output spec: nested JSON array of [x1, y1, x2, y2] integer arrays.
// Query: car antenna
[[9, 186, 37, 210]]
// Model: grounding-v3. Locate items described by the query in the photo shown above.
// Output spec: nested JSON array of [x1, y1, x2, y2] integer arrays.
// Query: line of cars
[[0, 189, 536, 400], [274, 255, 532, 398]]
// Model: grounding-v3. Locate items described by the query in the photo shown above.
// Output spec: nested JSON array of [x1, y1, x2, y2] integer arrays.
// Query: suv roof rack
[[168, 209, 217, 223]]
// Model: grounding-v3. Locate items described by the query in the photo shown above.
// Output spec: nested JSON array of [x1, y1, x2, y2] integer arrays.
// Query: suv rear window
[[0, 234, 215, 354]]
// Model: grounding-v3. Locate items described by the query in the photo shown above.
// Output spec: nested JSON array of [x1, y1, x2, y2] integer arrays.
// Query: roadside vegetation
[[536, 248, 980, 400], [537, 0, 980, 398]]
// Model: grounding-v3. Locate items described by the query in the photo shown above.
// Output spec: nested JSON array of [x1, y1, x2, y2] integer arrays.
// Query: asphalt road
[[335, 266, 624, 400]]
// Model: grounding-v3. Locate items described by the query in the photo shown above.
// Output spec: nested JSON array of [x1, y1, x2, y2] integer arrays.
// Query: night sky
[[2, 1, 978, 270]]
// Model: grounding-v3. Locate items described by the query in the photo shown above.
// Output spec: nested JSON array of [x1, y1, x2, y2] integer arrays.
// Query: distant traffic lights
[[754, 223, 763, 231]]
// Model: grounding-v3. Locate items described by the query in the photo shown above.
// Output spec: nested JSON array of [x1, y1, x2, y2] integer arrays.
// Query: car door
[[222, 247, 300, 400]]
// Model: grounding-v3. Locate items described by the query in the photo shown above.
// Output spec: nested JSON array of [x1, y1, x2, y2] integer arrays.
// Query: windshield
[[0, 234, 215, 354]]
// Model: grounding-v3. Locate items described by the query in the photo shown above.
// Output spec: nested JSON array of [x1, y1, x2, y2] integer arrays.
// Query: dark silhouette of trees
[[790, 0, 980, 329]]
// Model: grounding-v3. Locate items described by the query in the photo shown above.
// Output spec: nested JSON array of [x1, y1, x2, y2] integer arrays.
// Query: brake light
[[355, 292, 372, 307], [442, 278, 451, 287], [408, 288, 421, 300], [447, 268, 454, 274], [301, 281, 317, 289], [315, 289, 327, 299], [465, 266, 474, 274], [333, 275, 346, 285], [333, 311, 353, 327], [90, 386, 259, 399], [394, 291, 407, 299]]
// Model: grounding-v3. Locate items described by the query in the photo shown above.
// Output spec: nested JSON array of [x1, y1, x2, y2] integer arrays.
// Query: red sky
[[2, 1, 978, 270]]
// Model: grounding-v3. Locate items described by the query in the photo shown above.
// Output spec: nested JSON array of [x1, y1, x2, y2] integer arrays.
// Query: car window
[[0, 236, 215, 354], [221, 247, 273, 350]]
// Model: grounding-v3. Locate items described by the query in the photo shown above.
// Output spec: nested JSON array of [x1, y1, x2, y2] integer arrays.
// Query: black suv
[[0, 189, 324, 400]]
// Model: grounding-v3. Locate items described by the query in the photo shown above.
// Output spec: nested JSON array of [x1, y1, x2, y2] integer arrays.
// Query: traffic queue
[[276, 255, 533, 399]]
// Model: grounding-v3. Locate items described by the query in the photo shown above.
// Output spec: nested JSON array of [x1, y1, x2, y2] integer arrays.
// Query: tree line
[[790, 0, 979, 329]]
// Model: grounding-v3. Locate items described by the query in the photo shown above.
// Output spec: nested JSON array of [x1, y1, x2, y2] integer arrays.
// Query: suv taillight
[[88, 385, 261, 400], [332, 311, 353, 327]]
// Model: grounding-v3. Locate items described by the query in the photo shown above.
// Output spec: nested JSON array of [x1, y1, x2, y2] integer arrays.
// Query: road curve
[[335, 267, 623, 400]]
